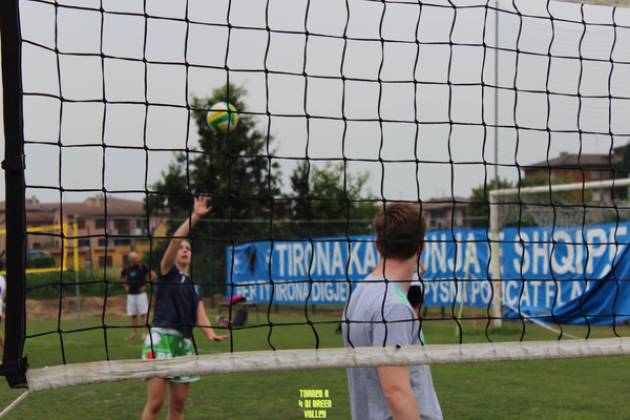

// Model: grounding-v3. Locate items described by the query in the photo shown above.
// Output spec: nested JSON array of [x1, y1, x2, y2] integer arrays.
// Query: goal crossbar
[[559, 0, 630, 6], [26, 338, 630, 392], [489, 177, 630, 199]]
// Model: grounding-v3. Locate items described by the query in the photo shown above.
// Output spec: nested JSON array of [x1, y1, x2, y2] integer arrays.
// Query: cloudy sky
[[2, 0, 630, 206]]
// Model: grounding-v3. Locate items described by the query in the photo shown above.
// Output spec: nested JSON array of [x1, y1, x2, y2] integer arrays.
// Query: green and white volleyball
[[206, 102, 239, 133]]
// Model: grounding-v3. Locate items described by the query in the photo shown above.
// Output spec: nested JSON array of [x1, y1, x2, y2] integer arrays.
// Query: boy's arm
[[139, 265, 152, 293], [160, 196, 211, 275], [377, 366, 420, 420], [141, 269, 157, 294], [196, 301, 226, 341], [372, 303, 420, 418]]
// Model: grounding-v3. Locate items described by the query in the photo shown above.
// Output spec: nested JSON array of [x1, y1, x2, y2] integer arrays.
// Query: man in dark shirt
[[119, 251, 153, 340]]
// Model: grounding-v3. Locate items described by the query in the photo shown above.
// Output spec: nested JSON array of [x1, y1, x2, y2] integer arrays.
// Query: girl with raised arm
[[142, 196, 226, 420]]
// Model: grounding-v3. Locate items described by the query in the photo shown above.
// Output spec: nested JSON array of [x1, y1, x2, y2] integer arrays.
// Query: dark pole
[[0, 0, 28, 387]]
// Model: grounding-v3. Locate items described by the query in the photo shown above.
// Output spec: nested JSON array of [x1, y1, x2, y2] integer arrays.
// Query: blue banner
[[501, 222, 630, 325], [226, 222, 630, 324], [420, 229, 490, 308], [226, 236, 378, 304]]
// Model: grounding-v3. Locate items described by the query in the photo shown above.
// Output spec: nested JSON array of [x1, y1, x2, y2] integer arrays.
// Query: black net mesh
[[7, 0, 630, 369]]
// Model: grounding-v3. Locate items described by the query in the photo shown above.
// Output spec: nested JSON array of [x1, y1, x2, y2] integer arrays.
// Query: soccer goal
[[489, 177, 630, 330], [3, 0, 630, 398]]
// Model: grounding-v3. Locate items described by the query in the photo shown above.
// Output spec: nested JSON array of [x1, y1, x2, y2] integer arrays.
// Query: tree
[[285, 161, 379, 237], [519, 172, 586, 204], [148, 84, 379, 294], [147, 84, 283, 293], [618, 143, 630, 177], [465, 177, 514, 228]]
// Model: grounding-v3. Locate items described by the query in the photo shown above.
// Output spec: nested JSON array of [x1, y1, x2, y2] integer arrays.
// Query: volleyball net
[[2, 0, 630, 391]]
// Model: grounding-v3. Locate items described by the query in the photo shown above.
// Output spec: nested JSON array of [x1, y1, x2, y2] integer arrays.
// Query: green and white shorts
[[141, 328, 200, 383]]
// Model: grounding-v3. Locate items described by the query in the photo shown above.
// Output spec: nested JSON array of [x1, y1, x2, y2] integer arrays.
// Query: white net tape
[[27, 338, 630, 392]]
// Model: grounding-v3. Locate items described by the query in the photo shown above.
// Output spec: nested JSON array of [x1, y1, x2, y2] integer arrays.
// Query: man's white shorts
[[127, 292, 148, 316]]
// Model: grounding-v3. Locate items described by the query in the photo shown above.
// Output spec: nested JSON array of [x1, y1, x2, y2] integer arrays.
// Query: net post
[[489, 191, 503, 328], [0, 0, 28, 388]]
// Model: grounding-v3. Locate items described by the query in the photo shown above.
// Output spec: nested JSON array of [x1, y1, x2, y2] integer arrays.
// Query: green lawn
[[1, 310, 630, 419]]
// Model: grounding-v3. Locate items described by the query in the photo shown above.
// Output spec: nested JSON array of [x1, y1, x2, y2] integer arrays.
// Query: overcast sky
[[2, 0, 630, 206]]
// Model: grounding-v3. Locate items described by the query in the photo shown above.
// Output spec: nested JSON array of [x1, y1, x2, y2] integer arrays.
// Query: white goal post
[[488, 177, 630, 327]]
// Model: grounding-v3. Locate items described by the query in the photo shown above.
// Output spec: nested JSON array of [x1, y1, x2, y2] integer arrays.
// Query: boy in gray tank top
[[342, 203, 442, 420]]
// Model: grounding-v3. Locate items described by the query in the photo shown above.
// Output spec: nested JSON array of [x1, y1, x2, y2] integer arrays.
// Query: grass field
[[1, 307, 630, 419]]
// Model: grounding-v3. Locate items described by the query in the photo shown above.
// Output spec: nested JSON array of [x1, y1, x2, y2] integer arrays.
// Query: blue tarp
[[226, 222, 630, 325], [501, 223, 630, 325]]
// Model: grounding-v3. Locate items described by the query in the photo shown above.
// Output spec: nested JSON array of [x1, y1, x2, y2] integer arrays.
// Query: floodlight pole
[[494, 0, 500, 188]]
